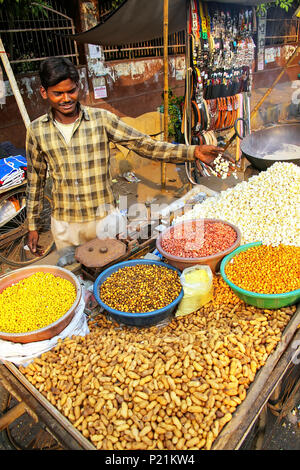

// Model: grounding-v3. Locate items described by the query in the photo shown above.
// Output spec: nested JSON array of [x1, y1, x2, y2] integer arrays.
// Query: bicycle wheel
[[0, 383, 62, 450], [0, 186, 55, 267]]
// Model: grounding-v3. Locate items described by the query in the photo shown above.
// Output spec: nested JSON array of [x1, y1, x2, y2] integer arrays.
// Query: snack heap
[[20, 276, 296, 450], [175, 162, 300, 247]]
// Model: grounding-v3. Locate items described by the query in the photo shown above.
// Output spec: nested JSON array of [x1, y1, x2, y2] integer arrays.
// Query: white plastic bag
[[0, 297, 89, 367], [176, 265, 213, 317]]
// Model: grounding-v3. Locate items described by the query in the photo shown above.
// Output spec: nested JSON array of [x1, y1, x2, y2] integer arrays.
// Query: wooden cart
[[0, 304, 299, 450]]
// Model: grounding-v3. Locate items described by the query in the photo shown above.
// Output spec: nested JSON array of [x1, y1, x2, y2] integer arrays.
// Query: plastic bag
[[0, 297, 89, 367], [96, 208, 127, 239], [176, 265, 213, 317]]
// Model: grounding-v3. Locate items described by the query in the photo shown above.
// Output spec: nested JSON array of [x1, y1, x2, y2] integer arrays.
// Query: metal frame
[[0, 1, 79, 73]]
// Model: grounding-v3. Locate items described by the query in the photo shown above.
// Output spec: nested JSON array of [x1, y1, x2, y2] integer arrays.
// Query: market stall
[[0, 160, 299, 451], [0, 0, 299, 452]]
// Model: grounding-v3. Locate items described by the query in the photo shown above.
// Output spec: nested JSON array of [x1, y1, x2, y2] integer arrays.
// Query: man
[[26, 57, 231, 265]]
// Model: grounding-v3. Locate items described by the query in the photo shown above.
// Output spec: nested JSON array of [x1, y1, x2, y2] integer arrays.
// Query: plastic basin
[[156, 219, 241, 273], [0, 265, 82, 344], [93, 259, 183, 327], [220, 242, 300, 309]]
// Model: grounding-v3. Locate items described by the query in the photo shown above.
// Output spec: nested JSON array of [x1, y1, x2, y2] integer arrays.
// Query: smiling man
[[26, 57, 230, 264]]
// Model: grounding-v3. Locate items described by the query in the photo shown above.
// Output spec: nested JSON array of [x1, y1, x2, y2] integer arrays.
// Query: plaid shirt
[[26, 104, 196, 231]]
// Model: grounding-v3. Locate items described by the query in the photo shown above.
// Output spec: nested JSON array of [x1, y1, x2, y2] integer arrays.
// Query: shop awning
[[68, 0, 272, 47]]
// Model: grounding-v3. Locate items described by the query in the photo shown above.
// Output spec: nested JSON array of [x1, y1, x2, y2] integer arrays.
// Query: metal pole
[[161, 0, 169, 188], [0, 36, 31, 129]]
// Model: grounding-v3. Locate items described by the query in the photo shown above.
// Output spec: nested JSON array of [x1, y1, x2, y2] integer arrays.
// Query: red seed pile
[[161, 221, 237, 258]]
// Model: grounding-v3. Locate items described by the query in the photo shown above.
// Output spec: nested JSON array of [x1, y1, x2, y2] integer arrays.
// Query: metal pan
[[234, 120, 300, 171]]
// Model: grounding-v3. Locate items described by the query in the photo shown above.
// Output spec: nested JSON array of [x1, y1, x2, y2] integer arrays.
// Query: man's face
[[40, 78, 79, 121]]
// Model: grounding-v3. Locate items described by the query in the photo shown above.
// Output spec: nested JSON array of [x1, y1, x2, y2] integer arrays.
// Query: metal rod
[[0, 27, 73, 33], [71, 18, 79, 66], [9, 54, 78, 64], [161, 0, 169, 189]]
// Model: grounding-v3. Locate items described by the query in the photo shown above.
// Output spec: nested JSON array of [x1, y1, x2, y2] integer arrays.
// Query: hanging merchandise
[[183, 0, 256, 153]]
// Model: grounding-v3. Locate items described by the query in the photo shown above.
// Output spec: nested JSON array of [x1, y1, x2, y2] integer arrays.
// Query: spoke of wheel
[[0, 188, 54, 266]]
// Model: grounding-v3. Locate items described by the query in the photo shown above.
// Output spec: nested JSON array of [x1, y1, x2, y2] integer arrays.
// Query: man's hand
[[194, 145, 237, 180], [27, 230, 44, 256], [194, 145, 235, 167]]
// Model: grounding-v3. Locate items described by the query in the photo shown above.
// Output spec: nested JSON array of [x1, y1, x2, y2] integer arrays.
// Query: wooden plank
[[0, 363, 95, 450], [0, 37, 31, 129], [0, 401, 26, 430]]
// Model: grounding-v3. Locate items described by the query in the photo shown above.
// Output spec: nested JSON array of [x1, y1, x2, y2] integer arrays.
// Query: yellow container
[[176, 265, 213, 317]]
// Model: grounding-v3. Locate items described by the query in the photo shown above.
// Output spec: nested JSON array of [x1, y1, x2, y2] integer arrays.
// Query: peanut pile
[[20, 278, 296, 450]]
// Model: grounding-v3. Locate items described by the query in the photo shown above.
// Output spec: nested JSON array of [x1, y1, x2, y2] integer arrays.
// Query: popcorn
[[176, 162, 300, 247], [210, 154, 238, 179]]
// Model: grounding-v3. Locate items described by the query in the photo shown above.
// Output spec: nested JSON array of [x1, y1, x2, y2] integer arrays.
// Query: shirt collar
[[41, 103, 90, 123]]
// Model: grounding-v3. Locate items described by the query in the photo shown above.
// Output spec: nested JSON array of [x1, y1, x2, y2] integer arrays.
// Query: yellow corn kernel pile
[[225, 244, 300, 294], [0, 272, 76, 333]]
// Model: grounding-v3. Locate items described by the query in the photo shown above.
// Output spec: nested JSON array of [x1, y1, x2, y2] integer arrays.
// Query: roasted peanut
[[20, 292, 295, 451]]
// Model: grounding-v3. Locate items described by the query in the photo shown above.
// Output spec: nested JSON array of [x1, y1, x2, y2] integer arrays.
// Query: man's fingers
[[28, 241, 37, 253], [35, 244, 45, 256], [27, 230, 40, 255]]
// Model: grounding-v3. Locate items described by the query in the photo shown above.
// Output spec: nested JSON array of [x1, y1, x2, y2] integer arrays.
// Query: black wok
[[234, 121, 300, 171]]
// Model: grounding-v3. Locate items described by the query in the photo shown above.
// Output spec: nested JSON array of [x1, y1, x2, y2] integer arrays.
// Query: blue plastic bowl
[[220, 241, 300, 309], [93, 259, 183, 326]]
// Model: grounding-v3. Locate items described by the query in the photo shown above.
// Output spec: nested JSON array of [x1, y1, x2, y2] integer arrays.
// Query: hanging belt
[[191, 100, 201, 132], [206, 98, 217, 130], [203, 99, 210, 130]]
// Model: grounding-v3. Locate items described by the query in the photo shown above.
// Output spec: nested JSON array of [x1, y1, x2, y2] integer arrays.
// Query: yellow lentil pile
[[225, 244, 300, 294], [0, 272, 76, 333], [100, 264, 182, 313], [20, 279, 296, 450]]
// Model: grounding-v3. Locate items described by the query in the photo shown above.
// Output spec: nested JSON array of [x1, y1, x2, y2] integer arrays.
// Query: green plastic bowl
[[220, 241, 300, 309]]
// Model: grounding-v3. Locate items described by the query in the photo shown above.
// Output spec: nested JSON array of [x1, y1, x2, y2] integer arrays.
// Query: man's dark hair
[[39, 57, 79, 89]]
